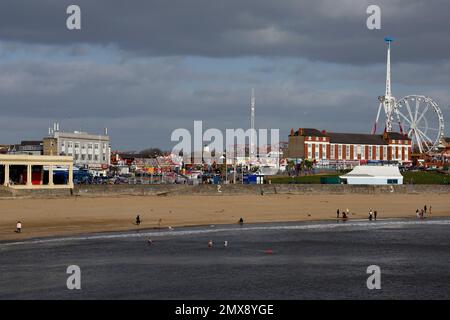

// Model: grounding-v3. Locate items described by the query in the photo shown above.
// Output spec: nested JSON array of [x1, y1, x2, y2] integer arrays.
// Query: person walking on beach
[[424, 205, 427, 214], [16, 221, 22, 233], [429, 206, 432, 215], [239, 217, 244, 226], [135, 214, 141, 226], [342, 211, 348, 220], [368, 210, 373, 221], [374, 210, 377, 220], [346, 208, 350, 216], [336, 209, 340, 218]]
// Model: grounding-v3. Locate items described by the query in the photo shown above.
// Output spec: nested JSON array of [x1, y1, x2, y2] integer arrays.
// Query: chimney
[[104, 127, 108, 136], [290, 128, 294, 136]]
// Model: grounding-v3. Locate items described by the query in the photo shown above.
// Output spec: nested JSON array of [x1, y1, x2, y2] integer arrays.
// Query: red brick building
[[288, 128, 412, 164]]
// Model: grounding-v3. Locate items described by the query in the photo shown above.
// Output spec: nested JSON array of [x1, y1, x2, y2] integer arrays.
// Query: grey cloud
[[0, 0, 450, 63]]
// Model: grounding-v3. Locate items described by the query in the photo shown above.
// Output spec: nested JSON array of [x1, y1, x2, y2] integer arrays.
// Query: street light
[[220, 154, 227, 184]]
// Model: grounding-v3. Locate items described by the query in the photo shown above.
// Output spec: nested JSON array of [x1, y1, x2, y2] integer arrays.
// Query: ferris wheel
[[372, 37, 446, 154], [394, 95, 445, 154]]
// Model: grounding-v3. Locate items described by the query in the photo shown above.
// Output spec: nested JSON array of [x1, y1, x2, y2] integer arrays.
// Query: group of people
[[416, 205, 431, 219], [336, 208, 379, 221], [336, 208, 350, 220]]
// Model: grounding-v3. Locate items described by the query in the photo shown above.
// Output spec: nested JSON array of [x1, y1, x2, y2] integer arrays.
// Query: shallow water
[[1, 218, 449, 299]]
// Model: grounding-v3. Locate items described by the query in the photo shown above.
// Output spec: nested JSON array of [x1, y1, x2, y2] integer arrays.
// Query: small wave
[[1, 219, 449, 248]]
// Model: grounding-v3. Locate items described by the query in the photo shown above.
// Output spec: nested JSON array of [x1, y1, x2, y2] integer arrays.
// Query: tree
[[139, 148, 163, 158]]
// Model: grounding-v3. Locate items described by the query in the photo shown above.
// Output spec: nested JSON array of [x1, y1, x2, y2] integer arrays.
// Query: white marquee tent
[[340, 166, 403, 185]]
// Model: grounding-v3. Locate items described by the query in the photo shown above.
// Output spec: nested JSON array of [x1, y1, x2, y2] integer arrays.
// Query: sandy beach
[[1, 193, 449, 241]]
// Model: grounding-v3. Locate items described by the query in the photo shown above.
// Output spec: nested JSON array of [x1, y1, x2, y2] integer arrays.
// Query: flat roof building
[[0, 154, 73, 189], [45, 123, 110, 170]]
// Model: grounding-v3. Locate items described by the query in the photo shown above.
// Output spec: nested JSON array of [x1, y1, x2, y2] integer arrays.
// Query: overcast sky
[[0, 0, 449, 150]]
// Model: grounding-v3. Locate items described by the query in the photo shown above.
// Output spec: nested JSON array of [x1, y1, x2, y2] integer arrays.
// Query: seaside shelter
[[0, 154, 74, 189], [339, 165, 403, 185]]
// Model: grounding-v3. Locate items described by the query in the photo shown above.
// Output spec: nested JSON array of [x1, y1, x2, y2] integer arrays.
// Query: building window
[[338, 145, 342, 159], [346, 145, 350, 158], [103, 155, 106, 161], [322, 144, 327, 159], [94, 155, 98, 161], [94, 143, 99, 150], [88, 143, 93, 149], [361, 146, 365, 160], [316, 137, 319, 141], [81, 154, 86, 160], [387, 179, 398, 184], [307, 144, 312, 159], [81, 144, 86, 149], [354, 145, 358, 160], [368, 146, 373, 160], [75, 142, 80, 149], [88, 154, 92, 161], [392, 146, 396, 160], [75, 154, 79, 160], [383, 146, 387, 159], [315, 144, 319, 159], [330, 145, 335, 159], [376, 146, 380, 160]]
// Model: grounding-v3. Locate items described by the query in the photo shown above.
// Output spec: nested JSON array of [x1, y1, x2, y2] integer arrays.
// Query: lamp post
[[220, 154, 227, 184]]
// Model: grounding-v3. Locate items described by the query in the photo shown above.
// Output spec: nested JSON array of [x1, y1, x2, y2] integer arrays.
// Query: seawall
[[1, 183, 449, 199]]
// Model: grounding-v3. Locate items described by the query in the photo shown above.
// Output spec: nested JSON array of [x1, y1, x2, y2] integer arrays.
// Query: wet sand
[[0, 193, 449, 241]]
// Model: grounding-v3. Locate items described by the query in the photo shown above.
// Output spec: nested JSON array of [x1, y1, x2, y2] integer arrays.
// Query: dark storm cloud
[[0, 0, 449, 149], [1, 0, 450, 63]]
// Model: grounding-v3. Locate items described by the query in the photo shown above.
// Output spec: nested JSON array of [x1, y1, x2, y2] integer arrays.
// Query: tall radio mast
[[250, 88, 256, 160]]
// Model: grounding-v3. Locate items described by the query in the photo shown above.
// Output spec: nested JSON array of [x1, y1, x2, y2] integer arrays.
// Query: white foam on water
[[1, 219, 449, 248]]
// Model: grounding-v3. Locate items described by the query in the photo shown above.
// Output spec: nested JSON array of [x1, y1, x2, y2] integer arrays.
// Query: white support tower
[[373, 37, 400, 134], [250, 88, 256, 160]]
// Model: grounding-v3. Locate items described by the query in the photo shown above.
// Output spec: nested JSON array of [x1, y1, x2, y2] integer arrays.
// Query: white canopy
[[341, 165, 402, 178]]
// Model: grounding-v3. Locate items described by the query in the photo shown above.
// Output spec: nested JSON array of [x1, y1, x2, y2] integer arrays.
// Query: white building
[[47, 123, 110, 170], [340, 165, 403, 185]]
